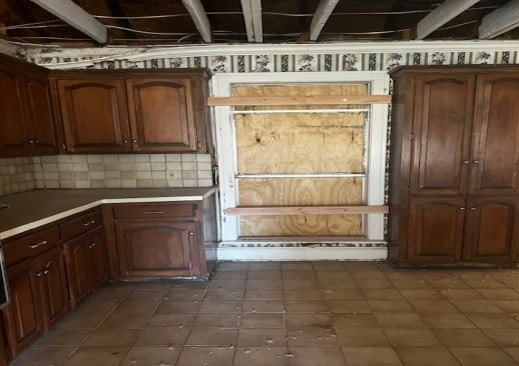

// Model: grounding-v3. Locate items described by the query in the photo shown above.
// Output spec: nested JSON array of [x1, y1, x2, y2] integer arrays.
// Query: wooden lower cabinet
[[407, 197, 519, 264], [115, 221, 198, 278], [3, 245, 69, 358], [63, 226, 108, 308]]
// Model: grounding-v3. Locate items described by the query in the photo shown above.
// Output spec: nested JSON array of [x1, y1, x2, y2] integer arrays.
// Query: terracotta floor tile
[[483, 329, 519, 346], [98, 311, 151, 329], [233, 346, 289, 366], [312, 262, 347, 271], [177, 346, 235, 366], [207, 279, 246, 289], [244, 288, 283, 300], [286, 313, 332, 329], [284, 288, 324, 300], [147, 313, 195, 328], [383, 328, 441, 347], [494, 300, 519, 313], [282, 270, 316, 280], [332, 313, 380, 329], [315, 270, 354, 280], [368, 300, 413, 313], [390, 279, 431, 289], [247, 270, 282, 280], [466, 313, 519, 329], [328, 300, 371, 314], [399, 289, 444, 300], [350, 270, 387, 280], [449, 347, 517, 366], [282, 262, 314, 271], [420, 313, 476, 329], [287, 327, 339, 346], [204, 288, 244, 301], [396, 347, 461, 366], [63, 346, 129, 366], [34, 328, 92, 346], [126, 289, 168, 301], [323, 288, 365, 300], [185, 327, 238, 346], [409, 300, 459, 313], [463, 278, 507, 289], [243, 300, 284, 313], [450, 300, 504, 313], [426, 278, 470, 289], [240, 313, 285, 328], [432, 329, 495, 347], [248, 262, 281, 271], [438, 289, 484, 300], [335, 328, 389, 347], [211, 271, 248, 280], [288, 346, 346, 366], [10, 346, 77, 366], [238, 328, 287, 346], [82, 328, 140, 347], [285, 300, 328, 312], [477, 289, 519, 300], [55, 310, 109, 329], [246, 279, 284, 289], [215, 262, 249, 271], [119, 346, 181, 366], [282, 279, 319, 289], [341, 346, 403, 366], [154, 300, 201, 314], [193, 313, 241, 327], [503, 347, 519, 362], [355, 279, 395, 289], [135, 326, 190, 346], [198, 300, 242, 313], [374, 312, 427, 328], [317, 278, 359, 289], [114, 299, 161, 314], [362, 289, 404, 300]]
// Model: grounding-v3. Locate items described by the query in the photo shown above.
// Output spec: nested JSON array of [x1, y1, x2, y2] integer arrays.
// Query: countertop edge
[[0, 189, 217, 240]]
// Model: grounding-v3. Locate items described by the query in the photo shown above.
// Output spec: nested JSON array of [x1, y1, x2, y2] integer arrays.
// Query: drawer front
[[113, 203, 197, 220], [3, 226, 60, 266], [60, 209, 102, 241]]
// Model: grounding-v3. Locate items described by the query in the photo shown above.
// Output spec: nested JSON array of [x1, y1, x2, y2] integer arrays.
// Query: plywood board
[[232, 84, 369, 110], [238, 178, 362, 206], [236, 113, 365, 174], [240, 214, 361, 236]]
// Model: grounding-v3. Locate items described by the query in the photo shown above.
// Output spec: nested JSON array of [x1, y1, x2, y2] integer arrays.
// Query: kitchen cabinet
[[61, 209, 108, 308], [389, 66, 519, 265], [0, 54, 58, 157], [54, 69, 211, 154], [1, 226, 68, 358], [110, 199, 216, 279]]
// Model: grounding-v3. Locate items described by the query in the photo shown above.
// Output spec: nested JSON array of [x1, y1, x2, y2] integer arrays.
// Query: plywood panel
[[236, 113, 365, 174], [233, 84, 369, 110], [238, 178, 362, 206], [240, 215, 361, 236]]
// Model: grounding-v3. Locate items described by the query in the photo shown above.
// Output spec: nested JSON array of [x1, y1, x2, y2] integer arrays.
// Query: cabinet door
[[410, 75, 475, 195], [463, 198, 519, 262], [86, 227, 109, 289], [115, 221, 196, 278], [408, 197, 465, 263], [63, 236, 92, 308], [126, 78, 197, 152], [3, 259, 43, 358], [35, 246, 70, 330], [22, 77, 58, 155], [0, 69, 27, 156], [57, 79, 131, 153], [470, 74, 519, 194]]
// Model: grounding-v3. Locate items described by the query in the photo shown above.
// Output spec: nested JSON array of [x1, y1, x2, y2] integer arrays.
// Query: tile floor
[[11, 261, 519, 366]]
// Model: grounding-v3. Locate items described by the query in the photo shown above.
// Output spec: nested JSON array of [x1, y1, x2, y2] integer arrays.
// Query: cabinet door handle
[[470, 207, 477, 211], [142, 211, 164, 215], [188, 231, 195, 236], [473, 160, 480, 164], [28, 240, 48, 249], [82, 220, 96, 227], [28, 140, 35, 144], [34, 140, 39, 144], [462, 160, 470, 164], [132, 139, 137, 143], [123, 139, 129, 143], [459, 207, 466, 211]]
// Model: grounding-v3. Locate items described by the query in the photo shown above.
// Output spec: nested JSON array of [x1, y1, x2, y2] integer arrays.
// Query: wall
[[0, 153, 213, 196]]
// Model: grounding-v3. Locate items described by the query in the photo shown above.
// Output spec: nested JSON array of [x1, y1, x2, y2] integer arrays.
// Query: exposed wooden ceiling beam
[[181, 0, 212, 43], [309, 0, 340, 41], [416, 0, 480, 40], [240, 0, 263, 43], [479, 0, 519, 39], [105, 0, 137, 40], [29, 0, 107, 43]]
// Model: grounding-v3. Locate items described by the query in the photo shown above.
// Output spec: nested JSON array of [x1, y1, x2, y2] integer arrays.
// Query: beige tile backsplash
[[0, 154, 213, 196]]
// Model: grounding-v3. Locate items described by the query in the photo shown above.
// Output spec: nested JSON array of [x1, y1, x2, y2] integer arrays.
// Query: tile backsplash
[[0, 153, 213, 196]]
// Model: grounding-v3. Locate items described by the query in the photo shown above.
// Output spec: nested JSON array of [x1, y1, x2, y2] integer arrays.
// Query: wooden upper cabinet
[[21, 76, 59, 155], [410, 74, 475, 195], [57, 79, 131, 153], [0, 69, 27, 156], [470, 74, 519, 194], [126, 78, 197, 152]]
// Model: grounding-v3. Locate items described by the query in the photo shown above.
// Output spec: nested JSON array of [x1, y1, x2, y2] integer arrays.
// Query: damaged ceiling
[[0, 0, 518, 48]]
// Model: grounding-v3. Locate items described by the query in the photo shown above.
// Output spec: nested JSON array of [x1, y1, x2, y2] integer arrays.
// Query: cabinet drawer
[[3, 226, 60, 266], [113, 203, 197, 219], [59, 209, 102, 241]]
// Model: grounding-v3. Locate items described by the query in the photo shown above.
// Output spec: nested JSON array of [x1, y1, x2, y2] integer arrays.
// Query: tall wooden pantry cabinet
[[388, 66, 519, 265]]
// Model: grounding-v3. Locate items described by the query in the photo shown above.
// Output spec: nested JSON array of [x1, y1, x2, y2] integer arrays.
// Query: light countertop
[[0, 188, 217, 240]]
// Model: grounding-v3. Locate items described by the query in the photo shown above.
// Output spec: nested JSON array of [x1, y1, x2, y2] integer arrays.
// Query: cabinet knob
[[123, 140, 129, 143], [473, 160, 480, 164], [28, 140, 35, 144], [188, 231, 195, 236], [35, 140, 39, 144], [462, 160, 470, 164], [132, 139, 137, 143]]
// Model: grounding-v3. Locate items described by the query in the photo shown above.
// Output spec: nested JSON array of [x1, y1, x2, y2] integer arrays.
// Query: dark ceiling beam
[[29, 0, 107, 43], [181, 0, 213, 42], [309, 0, 340, 41], [479, 0, 519, 38], [416, 0, 480, 39], [105, 0, 137, 40], [4, 0, 51, 39]]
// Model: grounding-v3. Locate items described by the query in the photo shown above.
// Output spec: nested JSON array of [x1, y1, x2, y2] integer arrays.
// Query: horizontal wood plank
[[207, 95, 391, 106], [225, 205, 389, 215]]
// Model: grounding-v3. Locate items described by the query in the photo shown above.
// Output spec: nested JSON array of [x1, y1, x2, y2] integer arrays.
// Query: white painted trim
[[212, 71, 389, 243], [217, 246, 387, 261], [26, 40, 519, 69]]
